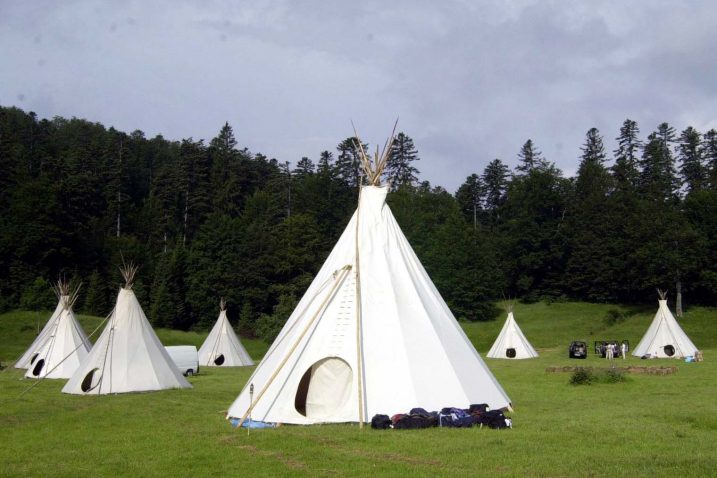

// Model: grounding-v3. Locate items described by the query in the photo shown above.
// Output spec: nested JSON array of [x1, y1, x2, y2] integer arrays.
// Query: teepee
[[198, 299, 254, 367], [21, 281, 91, 379], [633, 290, 699, 359], [227, 127, 511, 426], [15, 288, 69, 370], [487, 306, 538, 359], [63, 264, 191, 394]]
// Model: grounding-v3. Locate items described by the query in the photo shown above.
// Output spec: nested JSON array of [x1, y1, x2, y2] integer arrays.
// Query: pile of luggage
[[371, 404, 511, 430]]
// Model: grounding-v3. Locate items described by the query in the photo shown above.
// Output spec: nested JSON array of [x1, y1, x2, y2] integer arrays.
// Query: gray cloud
[[1, 0, 716, 191]]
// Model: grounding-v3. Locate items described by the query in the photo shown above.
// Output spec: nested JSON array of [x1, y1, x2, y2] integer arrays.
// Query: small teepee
[[633, 290, 699, 359], [15, 288, 68, 370], [63, 264, 191, 394], [487, 306, 538, 359], [226, 126, 511, 426], [198, 299, 253, 367], [22, 281, 91, 379]]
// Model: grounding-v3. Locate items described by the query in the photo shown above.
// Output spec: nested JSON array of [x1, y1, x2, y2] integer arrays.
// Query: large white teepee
[[63, 266, 191, 394], [15, 295, 67, 370], [633, 292, 699, 358], [227, 135, 511, 426], [198, 300, 254, 367], [487, 309, 538, 359]]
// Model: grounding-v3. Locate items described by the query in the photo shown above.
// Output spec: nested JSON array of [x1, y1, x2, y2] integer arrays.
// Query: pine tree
[[515, 139, 548, 174], [566, 128, 616, 300], [639, 123, 679, 200], [317, 150, 334, 177], [612, 119, 642, 190], [678, 126, 704, 194], [335, 137, 368, 188], [703, 129, 717, 189], [385, 132, 420, 190], [481, 159, 510, 212], [209, 122, 243, 215], [455, 174, 483, 228], [83, 269, 108, 315], [294, 157, 315, 176]]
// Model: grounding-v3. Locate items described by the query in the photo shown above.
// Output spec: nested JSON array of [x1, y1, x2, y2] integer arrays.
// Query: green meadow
[[1, 302, 715, 477]]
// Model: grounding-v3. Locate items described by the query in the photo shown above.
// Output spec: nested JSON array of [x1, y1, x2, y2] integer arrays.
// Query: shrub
[[600, 368, 626, 383], [603, 308, 626, 326], [569, 368, 594, 385]]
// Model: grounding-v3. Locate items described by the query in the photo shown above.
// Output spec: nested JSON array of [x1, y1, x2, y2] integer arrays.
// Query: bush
[[569, 368, 594, 385], [603, 308, 626, 326], [600, 368, 626, 383]]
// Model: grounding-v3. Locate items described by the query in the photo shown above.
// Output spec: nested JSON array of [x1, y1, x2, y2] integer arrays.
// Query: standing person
[[621, 342, 627, 360], [606, 343, 614, 360]]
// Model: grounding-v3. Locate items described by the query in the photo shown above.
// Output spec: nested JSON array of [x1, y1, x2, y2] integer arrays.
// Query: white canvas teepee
[[15, 295, 67, 370], [24, 282, 91, 379], [633, 292, 699, 358], [487, 309, 538, 359], [63, 265, 191, 394], [198, 300, 253, 367], [227, 131, 511, 426]]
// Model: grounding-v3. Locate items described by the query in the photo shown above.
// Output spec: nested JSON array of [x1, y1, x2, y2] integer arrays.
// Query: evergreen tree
[[83, 269, 108, 315], [455, 174, 483, 228], [294, 156, 315, 176], [678, 126, 704, 194], [612, 119, 642, 190], [515, 139, 548, 174], [639, 124, 679, 201], [566, 128, 616, 300], [703, 129, 717, 188], [481, 159, 510, 212], [385, 132, 420, 190], [335, 137, 368, 188]]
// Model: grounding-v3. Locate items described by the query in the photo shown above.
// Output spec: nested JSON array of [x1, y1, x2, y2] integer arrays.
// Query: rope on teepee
[[236, 265, 352, 429]]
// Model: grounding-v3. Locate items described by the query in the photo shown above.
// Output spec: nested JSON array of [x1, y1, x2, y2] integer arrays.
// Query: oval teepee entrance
[[295, 357, 353, 420], [664, 345, 675, 357], [81, 368, 102, 393], [32, 358, 45, 376], [214, 354, 225, 366], [506, 348, 517, 358]]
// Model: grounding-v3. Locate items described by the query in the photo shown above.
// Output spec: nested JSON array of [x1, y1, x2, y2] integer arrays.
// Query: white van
[[165, 345, 199, 376]]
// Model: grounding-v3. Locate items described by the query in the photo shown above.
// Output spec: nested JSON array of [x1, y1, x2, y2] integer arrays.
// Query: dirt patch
[[546, 366, 677, 375]]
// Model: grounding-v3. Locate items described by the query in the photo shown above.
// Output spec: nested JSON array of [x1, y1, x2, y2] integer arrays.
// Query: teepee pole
[[236, 265, 352, 429], [354, 188, 366, 428]]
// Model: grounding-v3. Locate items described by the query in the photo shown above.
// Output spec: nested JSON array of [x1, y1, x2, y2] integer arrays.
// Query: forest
[[1, 105, 716, 340]]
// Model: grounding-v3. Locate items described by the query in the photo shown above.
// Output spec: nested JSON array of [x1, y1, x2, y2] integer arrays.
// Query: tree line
[[1, 106, 715, 339]]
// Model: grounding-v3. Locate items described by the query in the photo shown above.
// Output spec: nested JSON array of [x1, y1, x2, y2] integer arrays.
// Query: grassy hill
[[1, 301, 715, 477]]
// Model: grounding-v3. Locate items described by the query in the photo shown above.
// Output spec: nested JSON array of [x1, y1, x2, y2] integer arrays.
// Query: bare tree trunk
[[183, 189, 188, 247], [676, 280, 683, 317]]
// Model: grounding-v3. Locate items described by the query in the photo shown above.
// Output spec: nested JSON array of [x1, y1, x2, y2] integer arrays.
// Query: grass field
[[1, 302, 715, 477]]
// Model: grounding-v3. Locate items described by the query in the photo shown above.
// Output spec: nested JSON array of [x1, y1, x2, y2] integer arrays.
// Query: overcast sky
[[2, 1, 716, 191]]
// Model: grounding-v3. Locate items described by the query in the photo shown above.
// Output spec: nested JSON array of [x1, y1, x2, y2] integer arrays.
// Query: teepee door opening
[[294, 357, 353, 420]]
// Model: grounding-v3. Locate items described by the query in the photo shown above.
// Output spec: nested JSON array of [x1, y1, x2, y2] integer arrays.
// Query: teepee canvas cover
[[198, 301, 254, 367], [63, 266, 191, 394], [633, 293, 698, 358], [487, 310, 538, 359], [15, 296, 67, 370], [24, 284, 91, 379], [227, 137, 510, 426]]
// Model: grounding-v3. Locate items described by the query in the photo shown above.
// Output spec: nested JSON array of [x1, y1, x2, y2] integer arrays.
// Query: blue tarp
[[229, 418, 276, 429]]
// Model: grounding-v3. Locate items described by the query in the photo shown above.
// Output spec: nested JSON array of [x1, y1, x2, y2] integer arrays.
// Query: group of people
[[601, 342, 628, 360]]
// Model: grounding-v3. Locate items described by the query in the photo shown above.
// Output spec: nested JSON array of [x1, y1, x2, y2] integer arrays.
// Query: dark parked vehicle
[[569, 341, 588, 359]]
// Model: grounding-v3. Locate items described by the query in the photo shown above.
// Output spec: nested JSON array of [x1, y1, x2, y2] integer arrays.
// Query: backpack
[[371, 414, 392, 429]]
